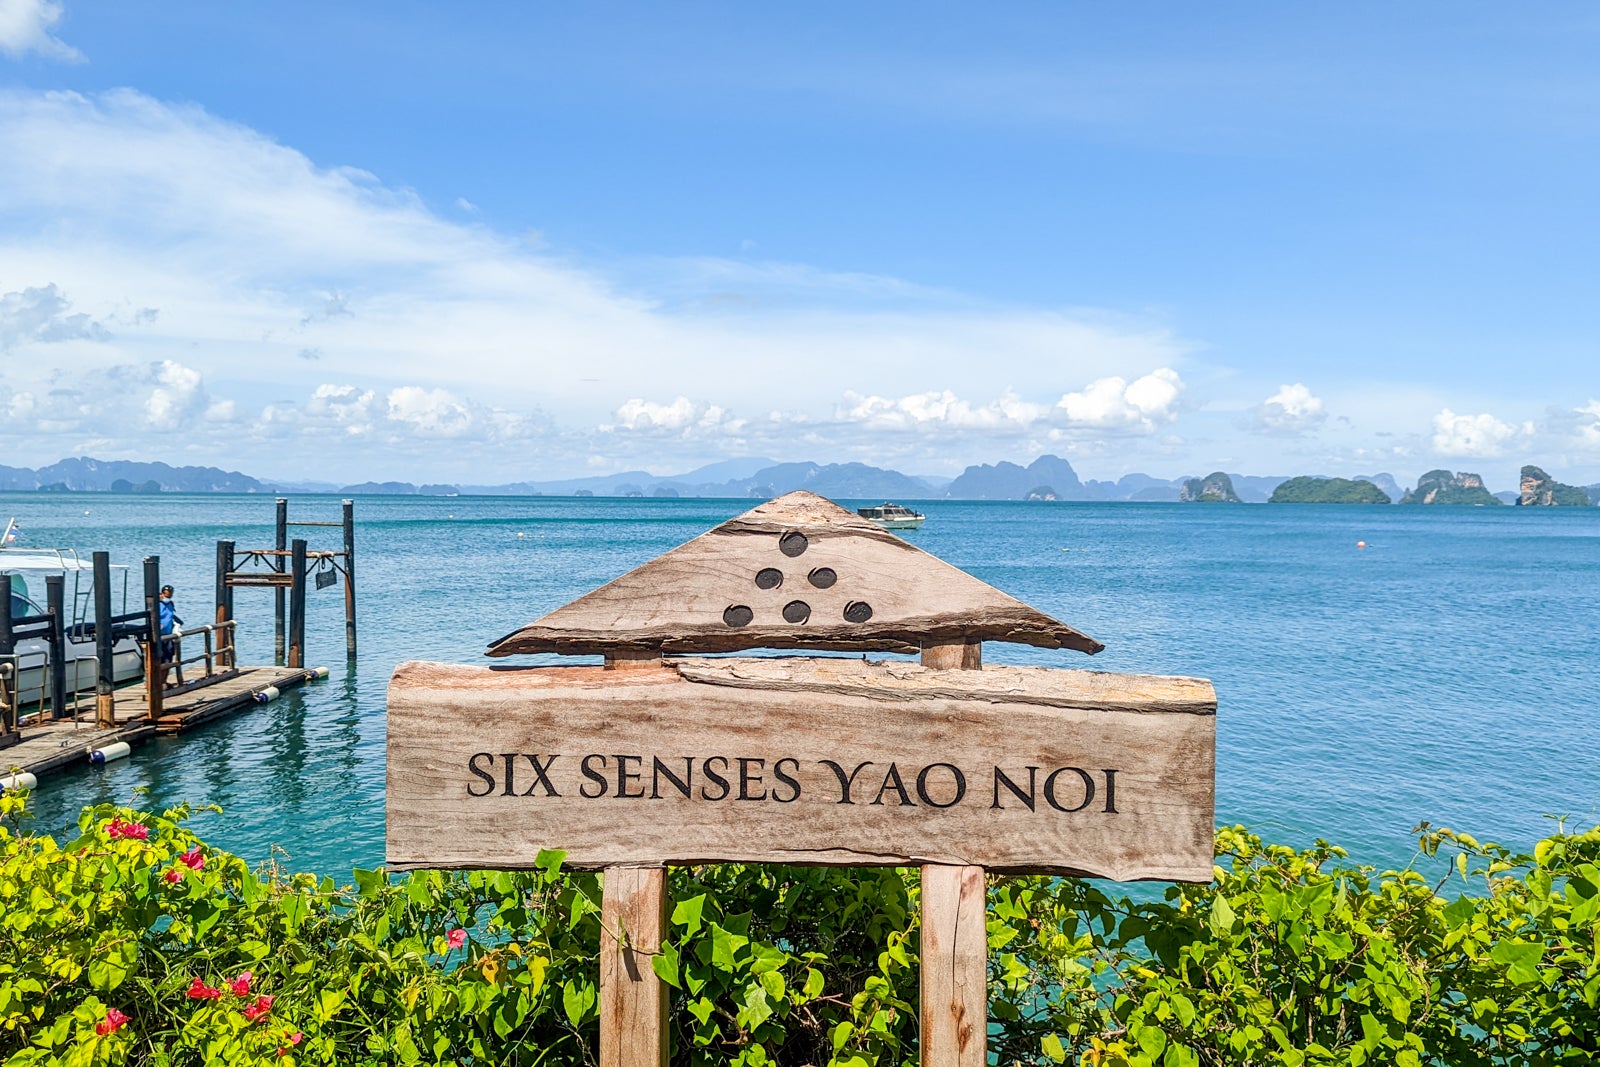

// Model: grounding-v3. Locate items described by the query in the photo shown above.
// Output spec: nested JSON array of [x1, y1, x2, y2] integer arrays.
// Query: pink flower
[[164, 868, 182, 884], [447, 928, 467, 950], [95, 1007, 129, 1036], [178, 848, 205, 870], [106, 817, 150, 841], [242, 995, 274, 1023], [186, 977, 222, 1000], [286, 1031, 303, 1045], [227, 971, 253, 996]]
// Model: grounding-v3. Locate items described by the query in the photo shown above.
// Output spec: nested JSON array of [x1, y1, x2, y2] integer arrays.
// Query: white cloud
[[1056, 368, 1184, 433], [1576, 400, 1600, 449], [607, 396, 741, 437], [1430, 408, 1527, 458], [0, 0, 82, 62], [1253, 382, 1326, 435], [385, 386, 474, 437], [0, 283, 110, 349], [143, 359, 206, 430], [836, 389, 1049, 432], [0, 88, 1190, 478]]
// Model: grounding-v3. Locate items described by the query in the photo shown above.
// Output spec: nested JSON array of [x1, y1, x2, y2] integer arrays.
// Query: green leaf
[[562, 980, 596, 1026], [651, 940, 682, 989], [1489, 940, 1543, 985], [711, 923, 748, 969], [803, 967, 825, 999], [352, 866, 385, 899], [535, 848, 566, 876], [1041, 1033, 1066, 1063], [831, 1021, 856, 1053], [672, 894, 707, 937], [1209, 894, 1236, 935], [86, 940, 137, 991]]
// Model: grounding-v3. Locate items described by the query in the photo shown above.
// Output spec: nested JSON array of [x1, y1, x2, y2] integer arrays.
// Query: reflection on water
[[4, 492, 1599, 875]]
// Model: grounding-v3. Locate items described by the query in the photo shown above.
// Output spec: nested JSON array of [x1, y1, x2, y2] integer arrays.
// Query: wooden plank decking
[[1, 665, 325, 782]]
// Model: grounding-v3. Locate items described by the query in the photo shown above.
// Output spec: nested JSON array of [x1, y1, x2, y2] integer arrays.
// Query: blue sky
[[2, 2, 1598, 487]]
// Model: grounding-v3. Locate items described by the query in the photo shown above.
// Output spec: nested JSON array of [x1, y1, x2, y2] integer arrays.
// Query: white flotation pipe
[[253, 685, 281, 704], [312, 666, 330, 679], [89, 741, 131, 765], [1, 772, 38, 792]]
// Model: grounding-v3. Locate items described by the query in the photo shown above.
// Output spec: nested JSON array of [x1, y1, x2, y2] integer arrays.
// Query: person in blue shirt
[[159, 584, 185, 687]]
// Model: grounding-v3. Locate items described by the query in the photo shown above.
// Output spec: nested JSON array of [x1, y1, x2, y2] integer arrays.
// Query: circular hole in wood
[[842, 601, 873, 623], [782, 600, 811, 624], [722, 605, 754, 627], [778, 531, 809, 557], [807, 567, 837, 589], [754, 567, 784, 590]]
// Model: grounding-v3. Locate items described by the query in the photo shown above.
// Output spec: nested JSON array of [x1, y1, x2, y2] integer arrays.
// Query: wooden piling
[[288, 538, 307, 669], [143, 556, 163, 721], [274, 498, 288, 665], [342, 499, 357, 660], [599, 866, 669, 1067], [45, 575, 66, 721], [215, 540, 235, 669], [918, 640, 987, 1067], [93, 551, 115, 728], [0, 574, 15, 742]]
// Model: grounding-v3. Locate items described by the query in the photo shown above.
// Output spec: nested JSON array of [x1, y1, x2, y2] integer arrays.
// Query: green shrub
[[0, 791, 1594, 1065]]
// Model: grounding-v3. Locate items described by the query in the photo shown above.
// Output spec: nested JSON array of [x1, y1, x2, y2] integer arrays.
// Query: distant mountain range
[[0, 455, 1591, 504]]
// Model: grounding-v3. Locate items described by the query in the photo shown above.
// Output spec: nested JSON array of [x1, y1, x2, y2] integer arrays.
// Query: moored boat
[[1, 520, 144, 716], [855, 503, 926, 530]]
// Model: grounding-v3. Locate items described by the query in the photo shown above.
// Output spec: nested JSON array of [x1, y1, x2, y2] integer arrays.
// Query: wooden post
[[144, 556, 163, 721], [215, 540, 235, 669], [288, 538, 307, 669], [599, 866, 669, 1067], [920, 864, 988, 1067], [919, 640, 987, 1067], [342, 499, 357, 660], [274, 498, 288, 665], [0, 574, 13, 738], [604, 648, 662, 670], [93, 551, 115, 727], [45, 575, 67, 721]]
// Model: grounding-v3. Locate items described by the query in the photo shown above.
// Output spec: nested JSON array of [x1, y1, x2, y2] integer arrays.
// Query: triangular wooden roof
[[486, 491, 1103, 658]]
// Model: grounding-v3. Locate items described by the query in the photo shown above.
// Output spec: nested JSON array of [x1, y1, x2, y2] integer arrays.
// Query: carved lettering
[[915, 762, 966, 809], [991, 766, 1038, 811], [615, 754, 645, 799], [871, 763, 915, 807], [651, 756, 693, 799], [819, 759, 876, 804], [737, 757, 766, 801], [521, 754, 561, 797], [1043, 767, 1095, 813], [580, 754, 609, 798], [467, 752, 496, 797], [701, 756, 731, 801], [772, 757, 801, 803]]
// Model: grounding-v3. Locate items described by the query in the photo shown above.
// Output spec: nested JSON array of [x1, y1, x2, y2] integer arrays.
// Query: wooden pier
[[1, 665, 324, 783]]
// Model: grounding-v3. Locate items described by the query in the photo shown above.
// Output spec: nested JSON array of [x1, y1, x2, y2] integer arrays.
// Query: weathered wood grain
[[486, 492, 1104, 658], [386, 660, 1216, 880], [920, 865, 987, 1067], [600, 866, 668, 1067], [670, 657, 1217, 714]]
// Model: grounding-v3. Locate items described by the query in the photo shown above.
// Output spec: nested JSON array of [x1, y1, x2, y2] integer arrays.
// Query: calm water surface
[[5, 493, 1597, 875]]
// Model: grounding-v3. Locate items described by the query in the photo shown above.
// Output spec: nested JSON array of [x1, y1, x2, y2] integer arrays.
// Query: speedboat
[[856, 503, 926, 530], [2, 519, 144, 719]]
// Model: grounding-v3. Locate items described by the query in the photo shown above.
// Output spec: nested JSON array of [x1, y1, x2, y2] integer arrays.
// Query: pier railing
[[156, 620, 239, 691]]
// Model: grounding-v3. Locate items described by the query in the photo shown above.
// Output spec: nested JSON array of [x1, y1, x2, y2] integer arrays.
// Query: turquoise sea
[[4, 493, 1598, 876]]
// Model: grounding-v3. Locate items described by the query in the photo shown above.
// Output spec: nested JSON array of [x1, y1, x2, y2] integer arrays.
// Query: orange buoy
[[1356, 541, 1367, 549]]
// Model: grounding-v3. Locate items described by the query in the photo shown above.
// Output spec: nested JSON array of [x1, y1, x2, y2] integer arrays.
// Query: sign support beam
[[600, 866, 669, 1067]]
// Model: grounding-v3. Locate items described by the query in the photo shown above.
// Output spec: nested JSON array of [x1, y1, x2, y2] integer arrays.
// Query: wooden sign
[[386, 491, 1217, 1067], [387, 658, 1215, 880]]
